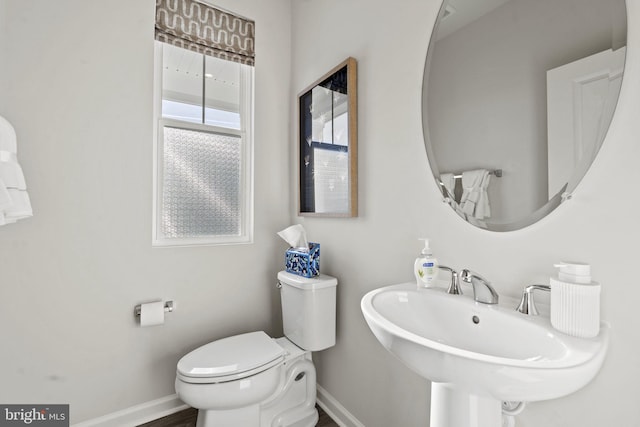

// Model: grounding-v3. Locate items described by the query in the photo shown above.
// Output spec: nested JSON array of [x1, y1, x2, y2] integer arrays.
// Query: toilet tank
[[277, 271, 337, 351]]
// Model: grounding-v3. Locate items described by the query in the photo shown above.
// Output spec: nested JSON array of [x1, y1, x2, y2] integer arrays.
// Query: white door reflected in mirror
[[547, 47, 625, 197]]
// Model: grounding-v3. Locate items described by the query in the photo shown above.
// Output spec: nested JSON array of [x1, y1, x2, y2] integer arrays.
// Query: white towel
[[439, 173, 456, 200], [475, 171, 491, 219], [0, 154, 26, 190], [0, 116, 32, 225], [460, 169, 491, 219], [0, 116, 17, 152], [0, 178, 12, 211], [5, 188, 32, 220]]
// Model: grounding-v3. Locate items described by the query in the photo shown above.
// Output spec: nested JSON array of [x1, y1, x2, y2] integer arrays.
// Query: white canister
[[550, 262, 601, 338]]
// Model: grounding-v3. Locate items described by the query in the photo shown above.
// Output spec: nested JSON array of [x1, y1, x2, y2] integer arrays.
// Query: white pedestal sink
[[361, 283, 609, 427]]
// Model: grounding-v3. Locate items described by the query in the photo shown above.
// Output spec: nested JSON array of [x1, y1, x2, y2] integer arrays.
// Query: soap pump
[[550, 261, 600, 338], [414, 238, 438, 288]]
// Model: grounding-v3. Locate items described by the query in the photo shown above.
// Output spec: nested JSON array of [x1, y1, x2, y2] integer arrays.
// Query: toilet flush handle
[[276, 281, 283, 289]]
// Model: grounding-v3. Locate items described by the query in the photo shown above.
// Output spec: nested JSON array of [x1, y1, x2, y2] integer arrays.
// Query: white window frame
[[152, 42, 254, 247]]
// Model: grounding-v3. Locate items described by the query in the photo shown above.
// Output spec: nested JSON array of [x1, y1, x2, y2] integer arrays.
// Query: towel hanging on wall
[[0, 115, 32, 225]]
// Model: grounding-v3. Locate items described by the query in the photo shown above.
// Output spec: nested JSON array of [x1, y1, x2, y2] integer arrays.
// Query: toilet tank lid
[[177, 331, 284, 379], [277, 271, 338, 290]]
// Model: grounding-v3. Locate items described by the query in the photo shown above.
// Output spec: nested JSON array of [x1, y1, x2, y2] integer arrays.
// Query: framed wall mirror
[[298, 57, 358, 217]]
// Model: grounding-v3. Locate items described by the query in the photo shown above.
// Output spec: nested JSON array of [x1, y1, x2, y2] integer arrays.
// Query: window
[[153, 42, 254, 246]]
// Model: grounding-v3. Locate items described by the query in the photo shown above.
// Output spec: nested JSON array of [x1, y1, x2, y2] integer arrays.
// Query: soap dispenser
[[550, 262, 601, 338], [414, 238, 438, 288]]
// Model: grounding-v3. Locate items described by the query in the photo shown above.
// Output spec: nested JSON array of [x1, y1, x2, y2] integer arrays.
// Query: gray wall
[[0, 0, 291, 422], [292, 0, 640, 426]]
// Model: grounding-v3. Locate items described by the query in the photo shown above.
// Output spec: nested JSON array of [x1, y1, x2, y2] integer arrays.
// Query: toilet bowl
[[175, 271, 337, 427]]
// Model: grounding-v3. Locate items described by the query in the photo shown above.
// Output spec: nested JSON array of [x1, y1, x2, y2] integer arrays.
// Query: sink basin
[[361, 283, 609, 426]]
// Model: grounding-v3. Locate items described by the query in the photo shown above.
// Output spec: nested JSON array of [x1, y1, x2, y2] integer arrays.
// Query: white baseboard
[[73, 385, 361, 427], [72, 394, 188, 427], [316, 384, 365, 427]]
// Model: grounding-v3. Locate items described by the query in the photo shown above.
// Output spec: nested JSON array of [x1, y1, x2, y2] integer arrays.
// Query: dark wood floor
[[138, 405, 338, 427], [138, 408, 197, 427], [317, 406, 338, 427]]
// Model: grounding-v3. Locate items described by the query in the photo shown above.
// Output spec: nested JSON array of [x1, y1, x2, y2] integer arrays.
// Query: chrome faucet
[[438, 265, 462, 295], [516, 284, 550, 315], [459, 269, 499, 304]]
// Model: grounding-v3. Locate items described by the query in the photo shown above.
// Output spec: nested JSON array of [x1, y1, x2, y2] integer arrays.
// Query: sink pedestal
[[430, 383, 502, 427]]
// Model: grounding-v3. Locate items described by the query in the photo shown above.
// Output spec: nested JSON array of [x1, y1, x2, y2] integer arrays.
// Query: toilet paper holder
[[134, 300, 174, 317]]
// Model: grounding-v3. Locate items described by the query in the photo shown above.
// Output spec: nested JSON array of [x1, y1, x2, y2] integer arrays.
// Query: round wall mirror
[[422, 0, 627, 231]]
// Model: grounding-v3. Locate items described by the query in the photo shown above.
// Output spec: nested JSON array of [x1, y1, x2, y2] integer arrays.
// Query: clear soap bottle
[[414, 238, 438, 288]]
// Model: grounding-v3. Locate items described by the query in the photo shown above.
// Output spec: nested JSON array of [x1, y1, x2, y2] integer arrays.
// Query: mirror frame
[[297, 57, 358, 218]]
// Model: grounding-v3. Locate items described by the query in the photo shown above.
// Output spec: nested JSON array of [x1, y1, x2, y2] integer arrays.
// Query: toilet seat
[[177, 331, 285, 384]]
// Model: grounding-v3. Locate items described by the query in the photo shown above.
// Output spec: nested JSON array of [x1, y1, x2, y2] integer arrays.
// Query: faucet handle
[[438, 265, 462, 295], [516, 284, 550, 315]]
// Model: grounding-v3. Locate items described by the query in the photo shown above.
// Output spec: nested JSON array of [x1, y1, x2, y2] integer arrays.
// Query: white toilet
[[175, 271, 337, 427]]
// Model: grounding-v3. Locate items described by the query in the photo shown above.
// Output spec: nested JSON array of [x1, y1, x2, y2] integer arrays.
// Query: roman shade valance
[[155, 0, 255, 66]]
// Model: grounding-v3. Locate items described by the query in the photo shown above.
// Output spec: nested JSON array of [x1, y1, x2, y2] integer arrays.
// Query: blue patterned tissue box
[[285, 243, 320, 278]]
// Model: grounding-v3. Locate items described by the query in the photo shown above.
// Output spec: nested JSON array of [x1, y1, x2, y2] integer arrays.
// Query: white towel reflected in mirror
[[460, 169, 491, 220]]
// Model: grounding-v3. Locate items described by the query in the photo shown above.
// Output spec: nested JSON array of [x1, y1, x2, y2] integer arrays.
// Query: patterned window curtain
[[155, 0, 255, 66]]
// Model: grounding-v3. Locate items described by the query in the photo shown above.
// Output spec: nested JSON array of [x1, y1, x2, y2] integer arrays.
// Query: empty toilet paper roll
[[140, 301, 165, 327]]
